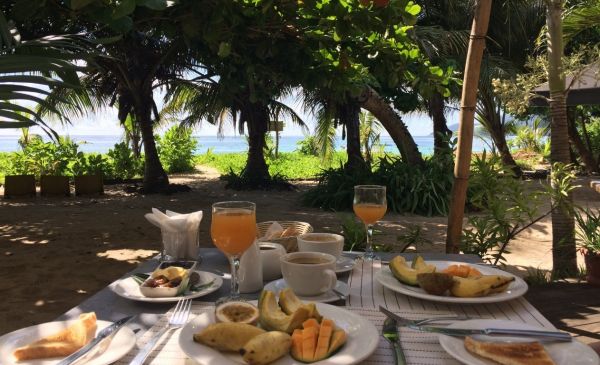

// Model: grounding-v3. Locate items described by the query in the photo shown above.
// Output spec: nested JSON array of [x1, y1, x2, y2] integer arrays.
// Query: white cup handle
[[322, 269, 337, 293]]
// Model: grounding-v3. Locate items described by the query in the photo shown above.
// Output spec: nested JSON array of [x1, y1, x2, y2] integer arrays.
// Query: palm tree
[[546, 0, 577, 276], [415, 0, 547, 175], [163, 80, 307, 186], [39, 23, 196, 193], [0, 10, 87, 135]]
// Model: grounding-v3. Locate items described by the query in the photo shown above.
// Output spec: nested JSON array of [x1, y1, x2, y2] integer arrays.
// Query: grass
[[194, 150, 349, 180]]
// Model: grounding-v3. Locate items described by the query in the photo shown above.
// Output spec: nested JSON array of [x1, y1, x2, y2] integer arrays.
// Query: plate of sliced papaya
[[178, 289, 379, 365], [375, 256, 528, 304]]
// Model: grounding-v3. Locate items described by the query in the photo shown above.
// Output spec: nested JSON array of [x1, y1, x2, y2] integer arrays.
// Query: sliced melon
[[258, 290, 310, 333], [327, 330, 347, 356], [290, 329, 304, 361], [302, 326, 318, 362], [314, 319, 334, 361], [389, 256, 436, 286], [279, 288, 323, 321]]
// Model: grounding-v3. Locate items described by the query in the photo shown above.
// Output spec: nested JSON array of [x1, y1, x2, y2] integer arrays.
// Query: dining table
[[57, 248, 558, 365]]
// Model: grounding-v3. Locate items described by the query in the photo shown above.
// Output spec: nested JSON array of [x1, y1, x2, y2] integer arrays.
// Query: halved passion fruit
[[215, 301, 259, 324]]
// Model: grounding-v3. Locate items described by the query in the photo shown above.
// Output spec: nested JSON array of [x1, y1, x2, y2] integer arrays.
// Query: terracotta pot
[[585, 252, 600, 286], [3, 175, 36, 198], [74, 175, 104, 196], [41, 175, 70, 196]]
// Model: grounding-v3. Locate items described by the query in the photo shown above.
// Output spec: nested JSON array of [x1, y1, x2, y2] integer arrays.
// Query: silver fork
[[129, 298, 192, 365], [382, 316, 406, 365], [379, 306, 469, 326]]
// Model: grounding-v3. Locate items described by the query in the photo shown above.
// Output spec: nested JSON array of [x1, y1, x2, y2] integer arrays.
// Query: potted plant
[[3, 175, 36, 198], [574, 207, 600, 286], [72, 153, 108, 196]]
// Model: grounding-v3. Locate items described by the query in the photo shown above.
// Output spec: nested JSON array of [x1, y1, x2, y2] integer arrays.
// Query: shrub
[[157, 126, 197, 173], [9, 137, 78, 177], [107, 142, 143, 179], [460, 152, 540, 264], [302, 153, 454, 216], [296, 135, 320, 156], [71, 152, 112, 177]]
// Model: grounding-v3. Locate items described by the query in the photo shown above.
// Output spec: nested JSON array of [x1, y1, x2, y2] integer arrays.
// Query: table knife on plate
[[57, 315, 135, 365], [408, 324, 572, 342]]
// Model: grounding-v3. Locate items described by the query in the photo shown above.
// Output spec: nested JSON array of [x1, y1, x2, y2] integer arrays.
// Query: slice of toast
[[464, 336, 556, 365], [13, 312, 97, 361]]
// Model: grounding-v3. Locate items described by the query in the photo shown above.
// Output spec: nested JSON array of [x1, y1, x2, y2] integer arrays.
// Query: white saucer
[[110, 270, 223, 303], [336, 256, 356, 273], [263, 278, 349, 303]]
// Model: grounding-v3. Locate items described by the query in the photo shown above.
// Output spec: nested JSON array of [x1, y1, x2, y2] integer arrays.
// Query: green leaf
[[0, 121, 35, 128], [70, 0, 96, 10], [405, 3, 421, 16], [218, 42, 231, 58], [106, 16, 133, 33], [113, 0, 137, 19], [137, 0, 170, 10]]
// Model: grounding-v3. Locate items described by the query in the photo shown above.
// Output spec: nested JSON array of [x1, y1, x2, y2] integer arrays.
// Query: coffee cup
[[280, 252, 337, 296], [297, 233, 344, 259], [259, 242, 286, 281]]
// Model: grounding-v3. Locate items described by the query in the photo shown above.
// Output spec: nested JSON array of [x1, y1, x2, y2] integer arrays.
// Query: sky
[[0, 93, 459, 138]]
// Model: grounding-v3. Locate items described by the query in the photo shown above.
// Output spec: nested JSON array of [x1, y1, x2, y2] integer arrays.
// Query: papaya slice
[[290, 329, 303, 361], [301, 326, 318, 362], [314, 319, 334, 360], [327, 330, 347, 356]]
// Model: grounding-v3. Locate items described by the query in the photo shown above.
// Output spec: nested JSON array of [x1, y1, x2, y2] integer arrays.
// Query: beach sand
[[1, 165, 598, 335]]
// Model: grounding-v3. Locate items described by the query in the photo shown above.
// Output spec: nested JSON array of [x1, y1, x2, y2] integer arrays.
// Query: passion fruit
[[215, 301, 260, 324]]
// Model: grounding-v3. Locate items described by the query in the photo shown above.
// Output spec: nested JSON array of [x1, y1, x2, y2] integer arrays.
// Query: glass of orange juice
[[353, 185, 387, 260], [211, 201, 257, 303]]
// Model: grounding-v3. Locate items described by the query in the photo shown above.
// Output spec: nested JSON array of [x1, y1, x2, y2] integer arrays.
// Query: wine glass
[[353, 185, 387, 260], [211, 201, 257, 304]]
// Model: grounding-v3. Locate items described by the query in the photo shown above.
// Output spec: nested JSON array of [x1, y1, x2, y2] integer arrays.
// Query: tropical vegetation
[[2, 0, 600, 277]]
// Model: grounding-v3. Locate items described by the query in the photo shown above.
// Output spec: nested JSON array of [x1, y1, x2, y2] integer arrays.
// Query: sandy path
[[1, 168, 598, 335]]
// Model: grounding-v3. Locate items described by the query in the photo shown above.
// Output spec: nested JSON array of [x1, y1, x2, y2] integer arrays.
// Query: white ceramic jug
[[259, 242, 286, 281], [238, 241, 263, 293]]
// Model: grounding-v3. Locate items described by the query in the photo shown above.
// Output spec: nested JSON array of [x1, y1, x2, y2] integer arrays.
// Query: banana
[[240, 331, 292, 365], [450, 275, 515, 298], [193, 322, 265, 352]]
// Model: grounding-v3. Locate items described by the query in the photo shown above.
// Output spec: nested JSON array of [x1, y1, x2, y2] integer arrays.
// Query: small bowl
[[139, 260, 197, 298]]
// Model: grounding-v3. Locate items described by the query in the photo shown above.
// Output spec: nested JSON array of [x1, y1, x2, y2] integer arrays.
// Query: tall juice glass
[[211, 201, 256, 303], [353, 185, 387, 260]]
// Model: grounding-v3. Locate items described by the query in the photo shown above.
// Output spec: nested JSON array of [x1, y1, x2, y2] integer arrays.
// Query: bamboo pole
[[445, 0, 493, 253]]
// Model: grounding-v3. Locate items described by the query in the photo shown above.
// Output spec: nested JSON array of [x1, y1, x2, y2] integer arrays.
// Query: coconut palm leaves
[[0, 10, 89, 136]]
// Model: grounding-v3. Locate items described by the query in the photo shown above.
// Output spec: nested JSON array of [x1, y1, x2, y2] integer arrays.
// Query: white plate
[[0, 320, 136, 365], [375, 261, 528, 304], [179, 302, 378, 365], [109, 270, 223, 303], [264, 279, 349, 303], [336, 257, 356, 274], [439, 319, 600, 365]]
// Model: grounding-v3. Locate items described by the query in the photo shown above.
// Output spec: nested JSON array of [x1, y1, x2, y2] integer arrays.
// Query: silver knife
[[408, 324, 573, 342], [57, 315, 135, 365]]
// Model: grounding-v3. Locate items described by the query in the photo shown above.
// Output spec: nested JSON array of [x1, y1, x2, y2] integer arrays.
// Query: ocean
[[0, 135, 488, 154]]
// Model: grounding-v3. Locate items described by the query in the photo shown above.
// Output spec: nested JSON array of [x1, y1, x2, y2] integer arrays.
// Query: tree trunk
[[487, 120, 522, 177], [359, 86, 424, 166], [567, 108, 598, 173], [338, 100, 365, 171], [547, 0, 578, 276], [446, 0, 492, 253], [241, 101, 271, 184], [428, 92, 452, 155], [135, 91, 169, 193]]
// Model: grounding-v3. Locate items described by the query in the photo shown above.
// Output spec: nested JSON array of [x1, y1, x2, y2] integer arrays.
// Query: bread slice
[[13, 312, 97, 361], [464, 336, 556, 365]]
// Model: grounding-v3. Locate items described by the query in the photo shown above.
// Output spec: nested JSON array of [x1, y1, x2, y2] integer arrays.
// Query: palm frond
[[563, 0, 600, 45]]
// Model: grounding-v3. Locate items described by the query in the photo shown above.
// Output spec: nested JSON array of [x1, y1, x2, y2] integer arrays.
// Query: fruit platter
[[375, 256, 528, 304], [179, 289, 379, 365]]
